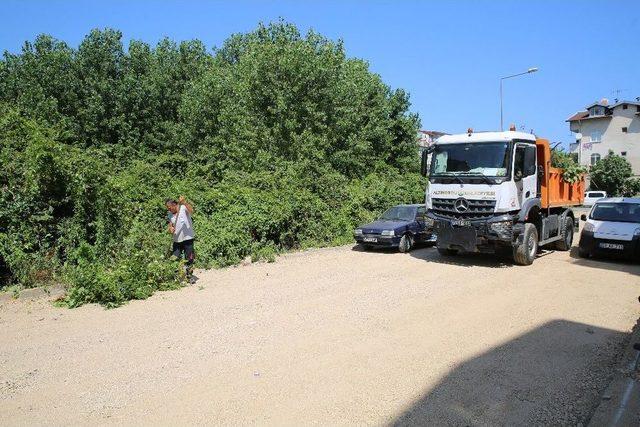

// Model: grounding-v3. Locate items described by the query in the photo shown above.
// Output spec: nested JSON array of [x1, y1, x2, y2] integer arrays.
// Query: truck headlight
[[583, 222, 594, 232], [489, 221, 512, 239], [381, 230, 395, 236], [354, 229, 363, 236]]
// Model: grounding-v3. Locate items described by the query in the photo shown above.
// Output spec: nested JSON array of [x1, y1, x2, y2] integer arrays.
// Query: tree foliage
[[551, 148, 586, 184], [0, 22, 423, 306], [589, 151, 639, 197]]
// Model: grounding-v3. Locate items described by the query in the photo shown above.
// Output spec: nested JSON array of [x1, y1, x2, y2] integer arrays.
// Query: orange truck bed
[[536, 138, 585, 208]]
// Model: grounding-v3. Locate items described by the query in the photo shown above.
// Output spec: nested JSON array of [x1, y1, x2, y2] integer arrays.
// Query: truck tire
[[399, 234, 413, 253], [553, 217, 574, 251], [513, 223, 538, 265], [437, 247, 458, 256]]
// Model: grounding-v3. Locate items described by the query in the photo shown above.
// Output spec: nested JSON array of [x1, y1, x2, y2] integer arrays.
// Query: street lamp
[[500, 67, 538, 131]]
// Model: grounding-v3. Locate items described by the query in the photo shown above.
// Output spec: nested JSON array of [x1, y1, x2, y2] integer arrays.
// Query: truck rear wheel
[[553, 217, 574, 251], [513, 223, 538, 265], [437, 247, 458, 256]]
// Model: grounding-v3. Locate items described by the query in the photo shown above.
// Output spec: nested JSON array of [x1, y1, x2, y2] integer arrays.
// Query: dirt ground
[[1, 239, 639, 426]]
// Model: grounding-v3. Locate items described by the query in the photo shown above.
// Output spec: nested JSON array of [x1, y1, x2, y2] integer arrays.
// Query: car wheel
[[437, 247, 458, 256], [399, 234, 413, 253], [553, 217, 574, 251], [513, 223, 538, 265]]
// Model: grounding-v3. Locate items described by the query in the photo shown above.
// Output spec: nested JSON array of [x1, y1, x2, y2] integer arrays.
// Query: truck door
[[514, 144, 537, 208]]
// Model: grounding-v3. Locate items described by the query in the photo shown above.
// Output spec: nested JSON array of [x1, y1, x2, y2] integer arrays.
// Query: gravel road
[[1, 241, 639, 426]]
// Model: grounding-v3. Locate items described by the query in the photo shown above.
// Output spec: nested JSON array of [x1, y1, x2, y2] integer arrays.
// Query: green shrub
[[0, 22, 423, 307]]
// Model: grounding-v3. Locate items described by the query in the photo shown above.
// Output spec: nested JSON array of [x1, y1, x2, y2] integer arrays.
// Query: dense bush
[[0, 22, 424, 306]]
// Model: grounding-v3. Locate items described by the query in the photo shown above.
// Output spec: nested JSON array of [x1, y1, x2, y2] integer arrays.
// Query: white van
[[583, 191, 607, 207], [578, 198, 640, 260]]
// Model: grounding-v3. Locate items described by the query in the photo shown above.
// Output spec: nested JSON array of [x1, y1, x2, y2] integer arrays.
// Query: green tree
[[589, 151, 635, 196]]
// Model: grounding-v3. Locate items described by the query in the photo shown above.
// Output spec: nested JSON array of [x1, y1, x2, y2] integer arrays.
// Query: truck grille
[[431, 198, 496, 220]]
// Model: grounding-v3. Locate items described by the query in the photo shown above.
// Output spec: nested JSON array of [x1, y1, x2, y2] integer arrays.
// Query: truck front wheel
[[513, 223, 538, 265]]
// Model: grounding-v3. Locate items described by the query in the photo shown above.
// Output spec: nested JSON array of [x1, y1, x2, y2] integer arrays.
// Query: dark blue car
[[354, 204, 435, 252]]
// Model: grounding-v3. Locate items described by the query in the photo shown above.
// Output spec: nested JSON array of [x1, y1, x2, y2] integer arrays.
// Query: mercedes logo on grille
[[454, 198, 469, 213]]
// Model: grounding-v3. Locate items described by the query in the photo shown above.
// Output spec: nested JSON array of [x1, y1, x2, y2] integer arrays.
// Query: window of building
[[622, 127, 628, 133], [590, 153, 601, 165], [621, 151, 627, 156], [623, 104, 628, 110], [590, 130, 602, 143], [590, 107, 603, 116]]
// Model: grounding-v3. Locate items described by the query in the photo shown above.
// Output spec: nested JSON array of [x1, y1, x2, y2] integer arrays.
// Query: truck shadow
[[568, 246, 640, 276], [409, 248, 513, 268], [391, 319, 627, 426]]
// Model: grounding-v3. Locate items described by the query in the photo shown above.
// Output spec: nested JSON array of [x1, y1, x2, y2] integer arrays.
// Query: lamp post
[[500, 67, 538, 131]]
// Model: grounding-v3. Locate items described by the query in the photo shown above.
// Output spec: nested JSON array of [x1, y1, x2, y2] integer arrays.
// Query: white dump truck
[[420, 129, 585, 265]]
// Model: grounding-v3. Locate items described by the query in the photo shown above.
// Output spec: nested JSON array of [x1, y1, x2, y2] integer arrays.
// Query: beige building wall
[[570, 103, 640, 176]]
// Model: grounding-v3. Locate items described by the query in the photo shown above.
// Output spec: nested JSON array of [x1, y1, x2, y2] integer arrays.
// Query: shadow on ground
[[568, 246, 640, 276], [391, 319, 628, 426]]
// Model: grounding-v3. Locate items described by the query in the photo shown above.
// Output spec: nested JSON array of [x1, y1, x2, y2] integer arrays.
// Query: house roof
[[609, 100, 640, 109], [566, 111, 589, 122]]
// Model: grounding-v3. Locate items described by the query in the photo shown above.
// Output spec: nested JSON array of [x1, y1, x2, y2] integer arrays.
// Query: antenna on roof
[[611, 89, 627, 99]]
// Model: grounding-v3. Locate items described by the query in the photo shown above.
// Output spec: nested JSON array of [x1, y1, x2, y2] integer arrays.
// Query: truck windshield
[[591, 203, 640, 223], [430, 142, 510, 177]]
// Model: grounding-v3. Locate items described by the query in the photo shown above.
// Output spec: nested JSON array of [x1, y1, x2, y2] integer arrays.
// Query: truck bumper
[[435, 222, 480, 252], [431, 214, 515, 253]]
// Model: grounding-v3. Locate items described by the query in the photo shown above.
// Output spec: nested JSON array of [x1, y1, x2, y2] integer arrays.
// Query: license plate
[[599, 242, 623, 250], [451, 219, 471, 227], [363, 237, 377, 243]]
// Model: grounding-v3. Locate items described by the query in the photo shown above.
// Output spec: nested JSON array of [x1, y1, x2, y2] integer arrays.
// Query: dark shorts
[[172, 239, 195, 266]]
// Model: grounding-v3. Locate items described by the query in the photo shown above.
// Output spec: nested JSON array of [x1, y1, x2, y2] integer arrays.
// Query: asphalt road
[[1, 240, 639, 426]]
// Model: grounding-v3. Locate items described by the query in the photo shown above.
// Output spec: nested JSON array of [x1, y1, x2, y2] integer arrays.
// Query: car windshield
[[430, 142, 510, 177], [379, 206, 416, 221], [591, 202, 640, 223]]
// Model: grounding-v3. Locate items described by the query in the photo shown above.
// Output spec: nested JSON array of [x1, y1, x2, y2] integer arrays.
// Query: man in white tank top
[[165, 196, 195, 280]]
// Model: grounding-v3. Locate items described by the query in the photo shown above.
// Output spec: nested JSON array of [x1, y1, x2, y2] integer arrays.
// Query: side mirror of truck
[[420, 149, 429, 177], [580, 214, 587, 221]]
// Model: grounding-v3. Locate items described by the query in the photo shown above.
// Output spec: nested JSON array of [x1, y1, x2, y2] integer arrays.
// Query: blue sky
[[1, 0, 639, 147]]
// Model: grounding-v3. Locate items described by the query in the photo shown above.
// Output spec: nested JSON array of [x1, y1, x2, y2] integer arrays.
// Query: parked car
[[583, 190, 607, 207], [578, 198, 640, 260], [354, 204, 435, 252]]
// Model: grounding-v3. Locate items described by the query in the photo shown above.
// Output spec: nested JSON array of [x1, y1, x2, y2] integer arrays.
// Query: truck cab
[[421, 130, 584, 265]]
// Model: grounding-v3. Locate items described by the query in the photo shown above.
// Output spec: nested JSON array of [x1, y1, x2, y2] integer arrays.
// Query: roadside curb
[[0, 284, 66, 303], [588, 317, 640, 426]]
